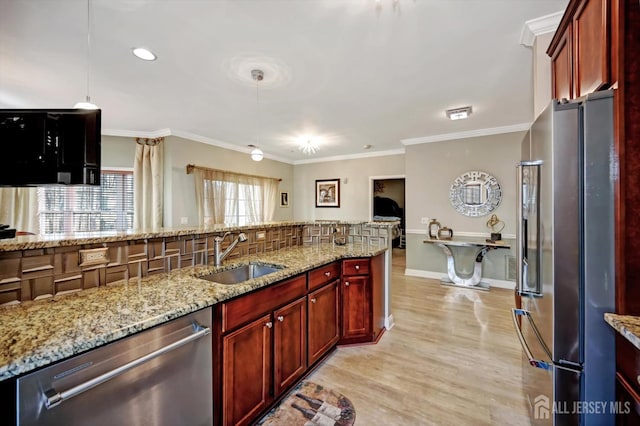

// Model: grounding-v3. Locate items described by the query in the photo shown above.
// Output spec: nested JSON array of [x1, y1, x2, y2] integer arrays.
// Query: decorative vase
[[438, 227, 453, 240], [428, 219, 441, 239]]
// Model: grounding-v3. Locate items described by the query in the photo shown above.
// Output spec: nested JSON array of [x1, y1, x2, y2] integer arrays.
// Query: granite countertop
[[604, 313, 640, 350], [0, 220, 399, 252], [0, 243, 386, 381]]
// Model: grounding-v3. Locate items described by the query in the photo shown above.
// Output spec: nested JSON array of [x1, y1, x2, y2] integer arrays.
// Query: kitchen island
[[0, 242, 385, 381], [0, 220, 396, 425]]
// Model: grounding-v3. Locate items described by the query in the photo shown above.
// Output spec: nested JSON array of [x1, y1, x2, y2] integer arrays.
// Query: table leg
[[437, 243, 492, 290]]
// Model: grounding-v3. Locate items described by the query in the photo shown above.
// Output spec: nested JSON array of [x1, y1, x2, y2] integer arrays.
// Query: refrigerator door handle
[[511, 308, 553, 370]]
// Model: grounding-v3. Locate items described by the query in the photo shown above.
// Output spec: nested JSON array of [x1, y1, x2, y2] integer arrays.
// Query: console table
[[423, 238, 511, 290]]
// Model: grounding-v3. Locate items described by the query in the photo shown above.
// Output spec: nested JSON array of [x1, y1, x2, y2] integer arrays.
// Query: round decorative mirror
[[449, 170, 502, 217]]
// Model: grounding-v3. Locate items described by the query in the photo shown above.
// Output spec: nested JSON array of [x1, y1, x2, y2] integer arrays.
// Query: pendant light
[[74, 0, 98, 109], [249, 69, 264, 161]]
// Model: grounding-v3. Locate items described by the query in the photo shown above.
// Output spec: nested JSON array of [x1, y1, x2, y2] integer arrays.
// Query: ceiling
[[0, 0, 568, 164]]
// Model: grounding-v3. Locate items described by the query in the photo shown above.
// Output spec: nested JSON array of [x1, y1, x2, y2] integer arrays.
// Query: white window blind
[[37, 170, 134, 234]]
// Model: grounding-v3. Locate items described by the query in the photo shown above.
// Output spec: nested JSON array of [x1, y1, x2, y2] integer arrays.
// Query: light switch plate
[[421, 217, 430, 224]]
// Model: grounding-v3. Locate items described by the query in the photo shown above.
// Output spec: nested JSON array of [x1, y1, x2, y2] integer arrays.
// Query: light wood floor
[[307, 248, 530, 425]]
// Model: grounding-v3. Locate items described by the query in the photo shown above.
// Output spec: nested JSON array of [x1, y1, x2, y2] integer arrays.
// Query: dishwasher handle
[[45, 322, 211, 409]]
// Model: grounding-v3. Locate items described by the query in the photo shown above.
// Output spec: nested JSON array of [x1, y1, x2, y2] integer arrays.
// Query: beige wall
[[163, 136, 294, 227], [102, 135, 135, 168], [292, 155, 405, 221], [404, 131, 525, 281], [534, 32, 554, 119]]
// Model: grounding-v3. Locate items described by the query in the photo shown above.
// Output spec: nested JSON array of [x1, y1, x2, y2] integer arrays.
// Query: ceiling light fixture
[[74, 0, 98, 110], [446, 106, 473, 120], [300, 139, 319, 155], [248, 144, 263, 161], [131, 47, 157, 61], [250, 69, 264, 162]]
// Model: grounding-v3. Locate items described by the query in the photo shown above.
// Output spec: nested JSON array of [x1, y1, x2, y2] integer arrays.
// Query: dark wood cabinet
[[217, 275, 307, 426], [550, 25, 573, 100], [216, 255, 385, 425], [222, 313, 272, 426], [573, 0, 610, 96], [616, 335, 640, 423], [307, 279, 340, 366], [273, 297, 307, 397], [340, 255, 385, 344], [341, 275, 370, 341], [548, 0, 613, 100]]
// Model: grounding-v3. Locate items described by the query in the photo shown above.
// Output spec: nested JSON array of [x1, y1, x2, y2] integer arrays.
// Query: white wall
[[534, 32, 554, 119], [292, 155, 405, 221]]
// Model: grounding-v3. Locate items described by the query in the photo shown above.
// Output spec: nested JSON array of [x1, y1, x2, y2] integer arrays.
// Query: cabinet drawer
[[617, 334, 640, 395], [342, 258, 370, 276], [221, 275, 306, 333], [308, 262, 340, 291]]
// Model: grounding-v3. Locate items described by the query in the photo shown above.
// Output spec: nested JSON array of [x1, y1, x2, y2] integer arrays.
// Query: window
[[38, 170, 134, 234], [203, 180, 263, 226], [193, 167, 278, 226]]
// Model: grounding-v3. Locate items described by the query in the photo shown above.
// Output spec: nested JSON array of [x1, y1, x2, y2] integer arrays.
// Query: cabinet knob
[[355, 265, 360, 270], [265, 321, 273, 328], [277, 315, 284, 322], [345, 281, 350, 286], [311, 298, 317, 304], [324, 271, 331, 277]]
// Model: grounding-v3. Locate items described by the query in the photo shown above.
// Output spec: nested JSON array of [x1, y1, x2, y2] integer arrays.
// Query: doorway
[[370, 176, 405, 254]]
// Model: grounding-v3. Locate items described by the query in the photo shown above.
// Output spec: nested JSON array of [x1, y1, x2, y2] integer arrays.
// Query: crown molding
[[102, 128, 171, 138], [519, 11, 564, 47], [292, 148, 405, 165], [401, 122, 531, 146], [102, 127, 405, 164]]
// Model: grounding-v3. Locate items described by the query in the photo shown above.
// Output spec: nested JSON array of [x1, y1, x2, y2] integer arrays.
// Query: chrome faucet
[[213, 232, 247, 266]]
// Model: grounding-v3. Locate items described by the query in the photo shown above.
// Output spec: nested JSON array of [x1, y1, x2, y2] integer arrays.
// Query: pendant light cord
[[85, 0, 92, 102]]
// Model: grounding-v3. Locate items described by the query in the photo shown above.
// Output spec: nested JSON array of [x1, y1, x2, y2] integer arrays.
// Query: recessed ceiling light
[[131, 47, 157, 61], [446, 106, 472, 120]]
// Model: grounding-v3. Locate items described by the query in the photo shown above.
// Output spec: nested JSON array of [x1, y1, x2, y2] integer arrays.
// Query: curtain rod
[[185, 164, 282, 182]]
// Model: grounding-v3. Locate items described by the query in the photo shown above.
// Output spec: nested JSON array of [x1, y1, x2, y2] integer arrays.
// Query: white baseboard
[[404, 268, 515, 290], [385, 314, 395, 330]]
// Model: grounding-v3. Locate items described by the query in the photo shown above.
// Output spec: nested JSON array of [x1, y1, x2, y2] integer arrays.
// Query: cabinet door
[[308, 279, 340, 365], [223, 314, 272, 426], [551, 25, 573, 100], [573, 0, 609, 97], [273, 297, 307, 397], [341, 276, 370, 340]]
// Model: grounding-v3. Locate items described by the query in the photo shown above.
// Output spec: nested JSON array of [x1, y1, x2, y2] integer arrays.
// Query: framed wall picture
[[315, 179, 340, 208], [280, 192, 289, 207]]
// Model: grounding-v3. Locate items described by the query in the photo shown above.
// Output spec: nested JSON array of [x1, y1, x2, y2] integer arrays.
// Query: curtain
[[191, 166, 279, 226], [134, 137, 164, 229], [0, 188, 40, 234]]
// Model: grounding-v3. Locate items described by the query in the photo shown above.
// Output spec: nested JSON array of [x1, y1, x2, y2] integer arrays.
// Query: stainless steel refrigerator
[[512, 91, 616, 425]]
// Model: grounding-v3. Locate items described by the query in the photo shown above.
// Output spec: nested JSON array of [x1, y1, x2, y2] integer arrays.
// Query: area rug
[[257, 381, 356, 426]]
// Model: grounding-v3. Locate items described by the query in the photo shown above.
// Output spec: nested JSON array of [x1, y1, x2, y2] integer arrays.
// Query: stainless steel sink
[[199, 263, 283, 285]]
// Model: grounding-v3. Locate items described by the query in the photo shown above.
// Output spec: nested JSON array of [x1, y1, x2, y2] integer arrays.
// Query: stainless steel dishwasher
[[16, 307, 213, 426]]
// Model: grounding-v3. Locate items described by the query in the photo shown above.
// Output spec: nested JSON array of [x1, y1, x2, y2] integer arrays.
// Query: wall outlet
[[421, 217, 430, 224], [180, 217, 188, 225], [79, 247, 109, 266]]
